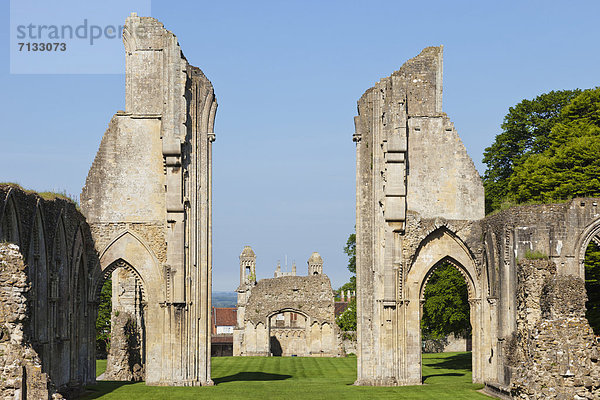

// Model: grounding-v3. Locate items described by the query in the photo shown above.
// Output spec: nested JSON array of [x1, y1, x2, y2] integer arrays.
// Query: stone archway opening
[[584, 236, 600, 335], [94, 259, 147, 382], [268, 309, 308, 357], [95, 278, 112, 360], [420, 259, 473, 382]]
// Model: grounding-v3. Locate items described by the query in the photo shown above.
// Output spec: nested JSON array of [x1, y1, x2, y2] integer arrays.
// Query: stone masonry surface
[[80, 13, 216, 386], [0, 183, 100, 398]]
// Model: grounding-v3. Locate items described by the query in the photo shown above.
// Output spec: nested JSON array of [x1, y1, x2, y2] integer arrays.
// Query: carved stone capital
[[468, 298, 482, 306]]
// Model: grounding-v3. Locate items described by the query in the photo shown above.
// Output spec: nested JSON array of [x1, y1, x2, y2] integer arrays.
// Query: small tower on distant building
[[308, 252, 323, 275], [274, 260, 297, 277], [239, 245, 256, 285], [236, 245, 256, 345], [274, 261, 282, 277]]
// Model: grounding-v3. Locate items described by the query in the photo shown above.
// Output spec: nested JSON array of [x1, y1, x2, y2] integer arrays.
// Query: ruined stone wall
[[80, 14, 216, 386], [503, 260, 600, 399], [235, 274, 342, 357], [104, 268, 146, 382], [0, 244, 55, 399], [479, 198, 600, 389], [104, 312, 145, 382], [482, 199, 600, 278], [0, 184, 100, 397], [422, 333, 472, 353]]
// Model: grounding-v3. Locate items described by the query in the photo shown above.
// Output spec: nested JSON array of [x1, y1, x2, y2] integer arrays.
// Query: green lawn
[[82, 352, 490, 399], [96, 359, 107, 378]]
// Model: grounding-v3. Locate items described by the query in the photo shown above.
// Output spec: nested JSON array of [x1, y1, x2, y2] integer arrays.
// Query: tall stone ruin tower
[[353, 46, 484, 386], [81, 14, 216, 386], [307, 252, 323, 275]]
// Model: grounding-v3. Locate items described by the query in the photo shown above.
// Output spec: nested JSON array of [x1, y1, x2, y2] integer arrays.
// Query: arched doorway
[[576, 220, 600, 335], [94, 259, 147, 381], [585, 239, 600, 334], [420, 259, 473, 382], [268, 309, 308, 356], [404, 228, 482, 385]]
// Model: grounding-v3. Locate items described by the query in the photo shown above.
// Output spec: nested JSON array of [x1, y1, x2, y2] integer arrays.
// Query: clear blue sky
[[1, 1, 599, 291]]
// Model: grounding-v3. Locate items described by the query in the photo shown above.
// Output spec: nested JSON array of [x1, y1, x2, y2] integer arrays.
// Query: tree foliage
[[507, 88, 600, 203], [336, 298, 356, 332], [482, 89, 582, 212], [421, 263, 471, 340], [337, 232, 357, 331], [96, 278, 112, 357], [343, 233, 356, 275], [483, 86, 600, 334], [337, 232, 356, 298]]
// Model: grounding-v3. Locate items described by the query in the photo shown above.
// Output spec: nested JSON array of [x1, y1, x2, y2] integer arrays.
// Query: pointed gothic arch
[[402, 226, 482, 385], [0, 190, 21, 245], [575, 216, 600, 279]]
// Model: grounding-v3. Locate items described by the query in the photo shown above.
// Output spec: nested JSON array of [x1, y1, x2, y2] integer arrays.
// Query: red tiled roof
[[334, 301, 349, 317], [212, 307, 237, 327]]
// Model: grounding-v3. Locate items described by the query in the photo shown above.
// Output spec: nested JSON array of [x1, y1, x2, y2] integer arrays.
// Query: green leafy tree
[[96, 279, 112, 357], [336, 298, 356, 332], [337, 232, 356, 300], [483, 87, 600, 334], [336, 232, 357, 331], [421, 263, 471, 339], [482, 89, 582, 212], [344, 233, 356, 274], [507, 88, 600, 203]]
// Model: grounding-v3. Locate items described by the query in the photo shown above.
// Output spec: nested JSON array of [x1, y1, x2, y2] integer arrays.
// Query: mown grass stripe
[[85, 353, 490, 399]]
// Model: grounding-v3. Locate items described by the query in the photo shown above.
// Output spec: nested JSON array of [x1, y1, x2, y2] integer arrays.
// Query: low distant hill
[[212, 291, 237, 308]]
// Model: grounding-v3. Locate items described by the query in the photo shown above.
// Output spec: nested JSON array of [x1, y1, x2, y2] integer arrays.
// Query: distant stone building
[[233, 246, 342, 357]]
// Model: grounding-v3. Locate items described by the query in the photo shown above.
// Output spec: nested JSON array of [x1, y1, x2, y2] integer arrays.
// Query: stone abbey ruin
[[1, 14, 599, 399]]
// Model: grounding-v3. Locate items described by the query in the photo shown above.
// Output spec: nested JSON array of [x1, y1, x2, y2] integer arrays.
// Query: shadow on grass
[[425, 352, 472, 371], [214, 371, 292, 384], [422, 372, 464, 379], [422, 352, 471, 382], [78, 381, 136, 399]]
